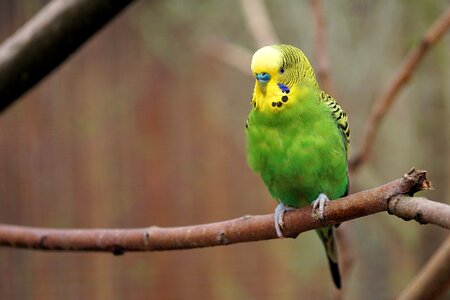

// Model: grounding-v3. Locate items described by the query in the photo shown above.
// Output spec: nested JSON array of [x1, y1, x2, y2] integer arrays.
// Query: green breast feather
[[246, 84, 348, 207]]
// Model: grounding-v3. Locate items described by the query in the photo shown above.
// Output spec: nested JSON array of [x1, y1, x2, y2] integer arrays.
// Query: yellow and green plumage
[[245, 44, 350, 289]]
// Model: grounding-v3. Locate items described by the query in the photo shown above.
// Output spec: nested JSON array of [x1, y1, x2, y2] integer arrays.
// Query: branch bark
[[0, 0, 136, 113], [397, 235, 450, 300], [349, 7, 450, 171], [388, 196, 450, 229], [0, 168, 442, 254]]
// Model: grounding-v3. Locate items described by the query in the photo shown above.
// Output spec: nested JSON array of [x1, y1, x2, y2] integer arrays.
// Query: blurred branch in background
[[240, 0, 279, 47], [201, 36, 252, 76], [398, 235, 450, 300], [0, 0, 136, 113], [310, 0, 334, 95], [349, 7, 450, 172], [202, 0, 279, 75], [1, 168, 443, 253]]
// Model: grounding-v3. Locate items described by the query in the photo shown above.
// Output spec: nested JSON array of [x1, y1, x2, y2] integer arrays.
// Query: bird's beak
[[255, 72, 271, 84], [255, 72, 270, 94]]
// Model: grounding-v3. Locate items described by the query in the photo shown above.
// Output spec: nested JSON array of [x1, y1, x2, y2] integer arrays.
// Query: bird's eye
[[279, 68, 285, 74]]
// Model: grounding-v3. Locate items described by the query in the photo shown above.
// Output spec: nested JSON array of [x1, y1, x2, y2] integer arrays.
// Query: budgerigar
[[245, 44, 350, 289]]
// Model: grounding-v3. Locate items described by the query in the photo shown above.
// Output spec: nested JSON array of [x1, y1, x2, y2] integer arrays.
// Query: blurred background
[[0, 0, 449, 299]]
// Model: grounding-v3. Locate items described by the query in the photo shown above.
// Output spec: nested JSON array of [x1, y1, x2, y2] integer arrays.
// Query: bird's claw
[[274, 203, 295, 238], [312, 193, 330, 222]]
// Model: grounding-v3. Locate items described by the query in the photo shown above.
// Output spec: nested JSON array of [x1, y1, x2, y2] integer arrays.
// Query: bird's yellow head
[[250, 44, 318, 113], [251, 46, 283, 87]]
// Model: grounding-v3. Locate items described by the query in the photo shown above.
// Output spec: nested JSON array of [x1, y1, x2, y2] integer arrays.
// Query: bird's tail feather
[[326, 253, 341, 289], [317, 226, 341, 289]]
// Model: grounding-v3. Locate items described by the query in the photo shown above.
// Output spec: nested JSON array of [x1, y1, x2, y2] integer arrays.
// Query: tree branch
[[0, 0, 136, 113], [397, 235, 450, 300], [239, 0, 279, 47], [0, 168, 442, 254], [388, 196, 450, 229], [349, 7, 450, 171]]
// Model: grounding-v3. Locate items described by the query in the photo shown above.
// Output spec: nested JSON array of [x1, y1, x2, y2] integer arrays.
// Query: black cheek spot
[[277, 102, 282, 107], [271, 102, 277, 107], [281, 96, 288, 102], [253, 102, 256, 108]]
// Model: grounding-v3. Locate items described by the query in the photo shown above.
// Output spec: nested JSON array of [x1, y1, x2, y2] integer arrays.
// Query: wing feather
[[319, 90, 350, 155]]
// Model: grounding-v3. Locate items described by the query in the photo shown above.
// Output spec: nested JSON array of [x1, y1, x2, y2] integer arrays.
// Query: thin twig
[[240, 0, 279, 47], [0, 168, 437, 254], [0, 0, 135, 112], [310, 0, 334, 94], [349, 7, 450, 171], [397, 235, 450, 300]]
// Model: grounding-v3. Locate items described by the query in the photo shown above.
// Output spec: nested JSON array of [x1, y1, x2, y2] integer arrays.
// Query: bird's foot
[[274, 203, 295, 238], [312, 193, 330, 222]]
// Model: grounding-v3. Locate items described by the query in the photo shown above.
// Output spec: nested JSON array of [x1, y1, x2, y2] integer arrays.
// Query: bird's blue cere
[[255, 72, 271, 83]]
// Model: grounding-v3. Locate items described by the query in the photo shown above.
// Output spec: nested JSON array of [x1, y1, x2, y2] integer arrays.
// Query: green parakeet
[[245, 44, 350, 289]]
